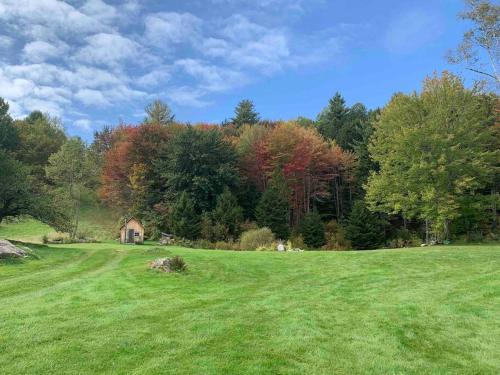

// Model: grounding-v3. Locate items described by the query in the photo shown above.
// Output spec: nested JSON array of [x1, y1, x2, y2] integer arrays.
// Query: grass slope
[[0, 225, 499, 374], [0, 202, 119, 243]]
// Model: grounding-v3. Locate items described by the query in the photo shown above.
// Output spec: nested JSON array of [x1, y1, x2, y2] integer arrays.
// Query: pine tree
[[345, 201, 385, 250], [145, 100, 175, 125], [255, 172, 290, 240], [212, 188, 244, 240], [301, 209, 326, 248], [232, 99, 260, 127], [316, 92, 348, 142], [171, 192, 200, 239]]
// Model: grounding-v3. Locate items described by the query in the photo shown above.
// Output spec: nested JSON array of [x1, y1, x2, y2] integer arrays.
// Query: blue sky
[[0, 0, 474, 139]]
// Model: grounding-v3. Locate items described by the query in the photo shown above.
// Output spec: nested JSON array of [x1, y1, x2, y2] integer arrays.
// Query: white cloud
[[164, 86, 208, 107], [0, 35, 14, 49], [75, 33, 140, 67], [144, 12, 202, 48], [75, 88, 110, 107], [136, 67, 171, 87], [74, 118, 92, 131], [23, 40, 67, 62], [206, 15, 290, 73], [176, 58, 246, 92], [80, 0, 117, 23], [0, 0, 105, 38]]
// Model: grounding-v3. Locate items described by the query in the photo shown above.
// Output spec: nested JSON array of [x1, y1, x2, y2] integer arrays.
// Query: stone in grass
[[0, 240, 27, 259], [149, 256, 187, 273]]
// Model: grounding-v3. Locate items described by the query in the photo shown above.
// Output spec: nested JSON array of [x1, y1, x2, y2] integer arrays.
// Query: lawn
[[0, 222, 499, 374]]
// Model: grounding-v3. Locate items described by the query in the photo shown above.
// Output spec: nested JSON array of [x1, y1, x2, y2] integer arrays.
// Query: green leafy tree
[[232, 99, 260, 127], [171, 192, 200, 239], [301, 209, 326, 248], [144, 100, 175, 125], [0, 150, 31, 222], [0, 98, 19, 151], [366, 72, 498, 240], [46, 138, 95, 239], [14, 111, 66, 175], [211, 188, 244, 240], [255, 173, 290, 240], [448, 0, 499, 88], [345, 201, 385, 250]]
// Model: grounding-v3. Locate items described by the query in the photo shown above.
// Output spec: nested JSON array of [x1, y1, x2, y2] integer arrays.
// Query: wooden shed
[[120, 218, 144, 244]]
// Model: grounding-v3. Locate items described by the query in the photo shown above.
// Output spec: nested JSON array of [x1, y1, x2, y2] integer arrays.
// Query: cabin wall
[[120, 219, 144, 244]]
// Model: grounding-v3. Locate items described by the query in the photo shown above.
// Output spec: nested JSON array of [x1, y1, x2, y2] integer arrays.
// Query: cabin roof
[[120, 217, 144, 230]]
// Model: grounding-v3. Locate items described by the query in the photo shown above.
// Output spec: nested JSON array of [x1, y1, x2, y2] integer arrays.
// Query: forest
[[1, 70, 498, 250]]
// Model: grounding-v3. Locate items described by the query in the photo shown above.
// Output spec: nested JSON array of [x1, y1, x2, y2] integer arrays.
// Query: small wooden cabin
[[120, 218, 144, 244]]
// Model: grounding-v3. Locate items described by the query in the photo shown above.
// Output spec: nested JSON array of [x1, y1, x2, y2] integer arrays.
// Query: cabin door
[[128, 229, 135, 243]]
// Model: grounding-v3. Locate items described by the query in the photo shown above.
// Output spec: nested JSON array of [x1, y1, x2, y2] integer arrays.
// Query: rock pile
[[0, 240, 27, 258]]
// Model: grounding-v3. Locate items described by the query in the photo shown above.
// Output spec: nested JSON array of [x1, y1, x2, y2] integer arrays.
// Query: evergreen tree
[[157, 127, 239, 213], [301, 209, 326, 248], [232, 99, 259, 127], [345, 201, 385, 250], [255, 173, 290, 240], [212, 188, 244, 240], [316, 93, 369, 151], [171, 192, 200, 240], [316, 93, 348, 142], [145, 100, 175, 125]]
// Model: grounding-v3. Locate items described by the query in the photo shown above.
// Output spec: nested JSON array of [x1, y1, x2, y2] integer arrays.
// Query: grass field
[[1, 221, 499, 374]]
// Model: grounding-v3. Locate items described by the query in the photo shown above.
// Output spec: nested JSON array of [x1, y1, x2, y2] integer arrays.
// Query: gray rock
[[0, 240, 27, 258]]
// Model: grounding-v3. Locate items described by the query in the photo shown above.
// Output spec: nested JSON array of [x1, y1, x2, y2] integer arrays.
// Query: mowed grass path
[[0, 225, 499, 374]]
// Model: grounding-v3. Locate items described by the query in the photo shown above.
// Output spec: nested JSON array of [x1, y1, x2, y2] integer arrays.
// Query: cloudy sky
[[0, 0, 471, 137]]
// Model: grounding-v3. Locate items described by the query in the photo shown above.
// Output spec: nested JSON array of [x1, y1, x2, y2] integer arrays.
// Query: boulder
[[0, 240, 27, 258]]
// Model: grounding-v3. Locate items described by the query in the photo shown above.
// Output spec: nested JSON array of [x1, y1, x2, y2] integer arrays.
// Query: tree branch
[[466, 67, 499, 81]]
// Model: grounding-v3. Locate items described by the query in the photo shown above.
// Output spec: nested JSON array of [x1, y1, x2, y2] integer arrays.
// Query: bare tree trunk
[[425, 219, 430, 245], [492, 187, 498, 230], [444, 219, 451, 241]]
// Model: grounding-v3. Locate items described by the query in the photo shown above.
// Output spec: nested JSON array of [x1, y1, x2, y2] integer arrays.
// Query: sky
[[0, 0, 475, 139]]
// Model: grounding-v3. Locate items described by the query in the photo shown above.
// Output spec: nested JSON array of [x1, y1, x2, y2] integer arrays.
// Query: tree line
[[1, 72, 497, 249]]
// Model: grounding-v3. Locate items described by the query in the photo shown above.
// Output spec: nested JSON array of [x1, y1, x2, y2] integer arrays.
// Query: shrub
[[324, 220, 351, 250], [240, 227, 275, 250], [301, 209, 326, 249], [386, 228, 420, 248], [214, 240, 239, 251], [289, 233, 305, 250], [168, 256, 187, 272]]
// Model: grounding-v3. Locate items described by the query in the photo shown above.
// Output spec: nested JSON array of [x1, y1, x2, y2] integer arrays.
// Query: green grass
[[0, 222, 499, 374]]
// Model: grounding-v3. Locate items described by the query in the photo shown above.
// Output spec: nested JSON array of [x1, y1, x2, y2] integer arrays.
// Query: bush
[[289, 233, 305, 250], [240, 227, 275, 250], [214, 240, 239, 251], [324, 220, 351, 250], [386, 228, 421, 248]]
